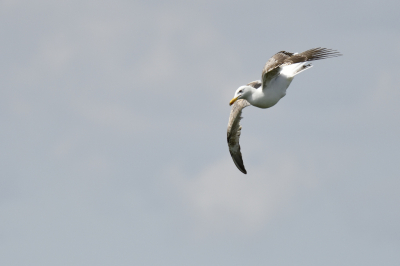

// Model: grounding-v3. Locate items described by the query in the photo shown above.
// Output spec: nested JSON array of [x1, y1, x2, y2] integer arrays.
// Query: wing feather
[[227, 99, 250, 174], [261, 47, 341, 88]]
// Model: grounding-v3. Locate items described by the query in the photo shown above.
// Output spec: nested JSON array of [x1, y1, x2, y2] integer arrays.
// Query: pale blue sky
[[1, 0, 400, 265]]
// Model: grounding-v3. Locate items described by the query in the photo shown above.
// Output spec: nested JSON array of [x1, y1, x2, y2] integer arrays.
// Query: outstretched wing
[[261, 51, 294, 87], [227, 99, 251, 174], [262, 51, 294, 76], [261, 47, 341, 88]]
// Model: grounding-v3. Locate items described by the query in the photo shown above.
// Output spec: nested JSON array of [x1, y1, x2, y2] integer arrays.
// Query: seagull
[[227, 47, 341, 174]]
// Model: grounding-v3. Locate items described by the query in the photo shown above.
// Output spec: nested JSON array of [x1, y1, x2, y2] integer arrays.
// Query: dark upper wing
[[261, 51, 294, 87], [287, 47, 342, 64], [262, 51, 294, 75], [261, 48, 341, 88], [227, 99, 251, 174]]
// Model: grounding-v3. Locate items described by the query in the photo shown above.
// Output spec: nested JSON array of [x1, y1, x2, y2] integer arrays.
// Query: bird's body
[[227, 48, 341, 174], [246, 76, 291, 108]]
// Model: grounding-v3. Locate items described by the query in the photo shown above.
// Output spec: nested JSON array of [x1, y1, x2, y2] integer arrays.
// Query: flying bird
[[227, 47, 341, 174]]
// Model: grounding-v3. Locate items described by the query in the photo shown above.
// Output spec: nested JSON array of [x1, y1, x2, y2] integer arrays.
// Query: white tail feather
[[280, 62, 313, 78]]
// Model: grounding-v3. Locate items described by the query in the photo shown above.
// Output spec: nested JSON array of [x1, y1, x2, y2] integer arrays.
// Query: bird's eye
[[239, 90, 243, 93]]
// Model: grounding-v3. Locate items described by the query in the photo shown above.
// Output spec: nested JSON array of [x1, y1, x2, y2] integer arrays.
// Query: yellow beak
[[229, 96, 239, 106]]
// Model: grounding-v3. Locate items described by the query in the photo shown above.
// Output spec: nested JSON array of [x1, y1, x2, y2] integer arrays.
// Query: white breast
[[250, 74, 293, 109]]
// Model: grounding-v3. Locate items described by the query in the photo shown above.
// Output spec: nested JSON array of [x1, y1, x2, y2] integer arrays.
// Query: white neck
[[244, 87, 264, 107]]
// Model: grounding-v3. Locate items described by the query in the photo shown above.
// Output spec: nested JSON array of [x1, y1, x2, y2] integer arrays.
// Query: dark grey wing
[[261, 51, 294, 88], [262, 51, 294, 75], [227, 99, 251, 174], [287, 47, 342, 64], [261, 48, 342, 89]]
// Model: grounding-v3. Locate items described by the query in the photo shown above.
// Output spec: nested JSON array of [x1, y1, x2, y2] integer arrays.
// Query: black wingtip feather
[[301, 47, 342, 61], [229, 151, 247, 174]]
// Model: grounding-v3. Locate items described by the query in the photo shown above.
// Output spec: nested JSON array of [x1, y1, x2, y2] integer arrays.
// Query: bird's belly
[[252, 75, 293, 108]]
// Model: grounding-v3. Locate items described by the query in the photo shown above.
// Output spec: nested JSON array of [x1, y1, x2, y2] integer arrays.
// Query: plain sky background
[[1, 0, 400, 265]]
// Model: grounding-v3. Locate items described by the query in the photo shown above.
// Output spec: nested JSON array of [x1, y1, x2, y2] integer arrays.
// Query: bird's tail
[[293, 62, 313, 76], [280, 62, 313, 77]]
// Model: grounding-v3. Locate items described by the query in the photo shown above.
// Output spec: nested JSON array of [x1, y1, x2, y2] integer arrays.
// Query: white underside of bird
[[245, 62, 312, 109]]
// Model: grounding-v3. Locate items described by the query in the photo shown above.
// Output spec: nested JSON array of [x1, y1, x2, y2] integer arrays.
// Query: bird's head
[[229, 86, 252, 106]]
